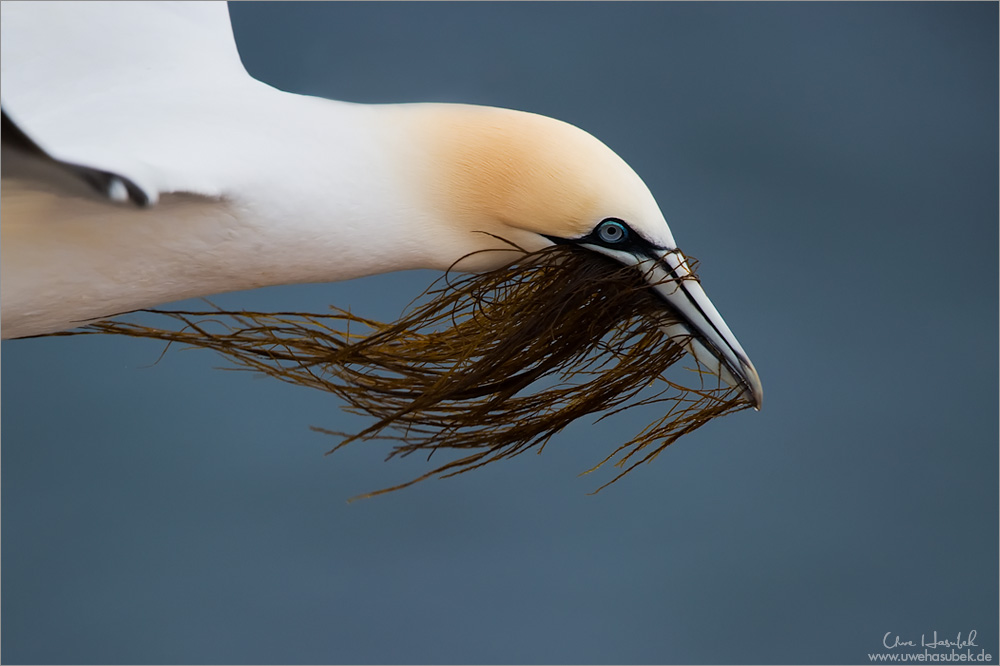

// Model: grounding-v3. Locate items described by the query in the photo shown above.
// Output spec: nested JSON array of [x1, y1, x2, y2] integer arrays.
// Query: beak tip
[[740, 360, 763, 411], [672, 332, 763, 410], [640, 251, 762, 411]]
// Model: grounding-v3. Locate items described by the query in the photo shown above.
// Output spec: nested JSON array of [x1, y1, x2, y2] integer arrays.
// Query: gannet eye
[[596, 218, 629, 244]]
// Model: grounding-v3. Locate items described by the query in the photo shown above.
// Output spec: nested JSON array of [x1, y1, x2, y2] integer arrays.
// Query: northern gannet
[[0, 1, 762, 411]]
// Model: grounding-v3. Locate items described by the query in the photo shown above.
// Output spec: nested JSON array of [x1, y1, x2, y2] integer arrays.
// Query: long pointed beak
[[640, 248, 762, 409], [583, 245, 758, 409], [571, 238, 762, 408]]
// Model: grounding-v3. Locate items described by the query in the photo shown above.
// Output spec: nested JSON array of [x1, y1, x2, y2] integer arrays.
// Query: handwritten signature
[[883, 631, 978, 650]]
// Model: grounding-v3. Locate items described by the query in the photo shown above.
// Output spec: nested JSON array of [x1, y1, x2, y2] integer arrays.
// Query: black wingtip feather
[[2, 107, 152, 207]]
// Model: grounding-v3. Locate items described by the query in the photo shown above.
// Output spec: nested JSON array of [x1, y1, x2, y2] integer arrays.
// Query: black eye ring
[[596, 218, 629, 244]]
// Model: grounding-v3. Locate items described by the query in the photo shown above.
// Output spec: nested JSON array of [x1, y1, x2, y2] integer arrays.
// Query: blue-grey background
[[2, 3, 997, 664]]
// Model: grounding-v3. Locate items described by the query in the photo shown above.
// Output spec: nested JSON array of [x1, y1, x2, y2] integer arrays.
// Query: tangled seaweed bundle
[[73, 245, 752, 497]]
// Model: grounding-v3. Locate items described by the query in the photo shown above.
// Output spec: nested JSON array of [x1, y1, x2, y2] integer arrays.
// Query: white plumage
[[0, 1, 761, 407]]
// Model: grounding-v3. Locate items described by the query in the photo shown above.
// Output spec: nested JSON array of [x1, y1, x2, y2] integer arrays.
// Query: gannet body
[[0, 1, 762, 407]]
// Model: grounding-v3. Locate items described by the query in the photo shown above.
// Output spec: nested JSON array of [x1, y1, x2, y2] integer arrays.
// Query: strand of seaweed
[[61, 245, 752, 498]]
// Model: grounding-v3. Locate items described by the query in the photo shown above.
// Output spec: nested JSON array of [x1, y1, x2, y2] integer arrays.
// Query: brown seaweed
[[62, 244, 752, 498]]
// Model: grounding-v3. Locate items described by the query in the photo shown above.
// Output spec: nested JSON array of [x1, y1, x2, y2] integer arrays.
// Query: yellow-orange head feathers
[[402, 103, 675, 268]]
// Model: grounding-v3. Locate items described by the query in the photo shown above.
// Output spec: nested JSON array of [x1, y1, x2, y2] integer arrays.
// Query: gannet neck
[[0, 94, 446, 339]]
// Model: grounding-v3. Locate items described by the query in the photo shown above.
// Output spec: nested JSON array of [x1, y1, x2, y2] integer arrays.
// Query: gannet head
[[411, 104, 762, 409]]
